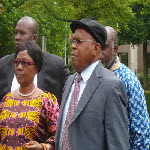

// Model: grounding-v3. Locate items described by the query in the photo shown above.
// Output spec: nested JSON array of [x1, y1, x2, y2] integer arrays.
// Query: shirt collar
[[79, 60, 99, 83], [110, 56, 120, 71]]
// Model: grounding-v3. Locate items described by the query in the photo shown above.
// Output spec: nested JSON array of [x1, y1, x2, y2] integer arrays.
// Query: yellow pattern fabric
[[0, 91, 59, 150]]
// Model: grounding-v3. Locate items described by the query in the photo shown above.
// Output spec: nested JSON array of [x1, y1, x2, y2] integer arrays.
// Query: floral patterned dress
[[0, 91, 60, 150]]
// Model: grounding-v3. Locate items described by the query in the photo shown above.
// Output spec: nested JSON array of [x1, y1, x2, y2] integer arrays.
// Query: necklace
[[18, 85, 37, 97]]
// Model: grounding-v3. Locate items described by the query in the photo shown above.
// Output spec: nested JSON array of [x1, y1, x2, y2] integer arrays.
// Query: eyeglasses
[[69, 39, 95, 47], [14, 59, 34, 68]]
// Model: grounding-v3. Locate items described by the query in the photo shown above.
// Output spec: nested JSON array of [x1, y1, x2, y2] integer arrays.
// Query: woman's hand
[[25, 141, 43, 150]]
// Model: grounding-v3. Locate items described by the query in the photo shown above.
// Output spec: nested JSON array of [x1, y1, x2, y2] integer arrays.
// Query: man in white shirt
[[55, 19, 129, 150]]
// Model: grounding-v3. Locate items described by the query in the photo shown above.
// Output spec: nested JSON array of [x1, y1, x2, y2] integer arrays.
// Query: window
[[118, 53, 128, 66]]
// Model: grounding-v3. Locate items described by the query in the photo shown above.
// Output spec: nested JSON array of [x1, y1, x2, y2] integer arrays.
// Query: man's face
[[71, 28, 96, 73], [15, 21, 36, 49], [101, 34, 115, 69]]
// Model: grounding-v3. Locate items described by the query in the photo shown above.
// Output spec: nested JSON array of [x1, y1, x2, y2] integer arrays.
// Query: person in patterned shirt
[[0, 41, 60, 150], [101, 26, 150, 149]]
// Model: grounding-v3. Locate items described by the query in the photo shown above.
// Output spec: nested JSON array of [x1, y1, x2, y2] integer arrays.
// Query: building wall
[[118, 42, 150, 74], [130, 45, 138, 74], [137, 44, 143, 73], [118, 44, 130, 67]]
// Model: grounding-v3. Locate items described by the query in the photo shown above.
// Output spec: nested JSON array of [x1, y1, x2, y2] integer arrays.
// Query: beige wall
[[118, 42, 150, 74], [118, 44, 131, 68], [137, 44, 143, 73]]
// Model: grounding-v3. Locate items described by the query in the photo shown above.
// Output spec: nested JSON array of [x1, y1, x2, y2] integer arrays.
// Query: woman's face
[[15, 50, 38, 86]]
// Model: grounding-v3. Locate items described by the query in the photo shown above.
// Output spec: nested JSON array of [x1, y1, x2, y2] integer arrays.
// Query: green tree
[[118, 0, 150, 89], [1, 0, 133, 69], [0, 0, 27, 58], [21, 0, 133, 62]]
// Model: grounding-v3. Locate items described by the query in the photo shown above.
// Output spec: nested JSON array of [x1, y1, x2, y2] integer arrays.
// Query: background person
[[0, 16, 69, 105], [101, 26, 150, 149], [55, 19, 129, 150], [0, 41, 59, 150]]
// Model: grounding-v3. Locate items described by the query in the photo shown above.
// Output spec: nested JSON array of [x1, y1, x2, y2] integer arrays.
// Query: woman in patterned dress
[[0, 41, 59, 150]]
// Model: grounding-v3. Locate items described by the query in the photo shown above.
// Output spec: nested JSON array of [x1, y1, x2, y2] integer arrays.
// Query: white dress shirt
[[59, 60, 99, 147]]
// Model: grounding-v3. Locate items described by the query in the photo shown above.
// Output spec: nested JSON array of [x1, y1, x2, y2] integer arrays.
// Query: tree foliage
[[0, 0, 133, 60], [0, 0, 27, 57], [118, 0, 150, 45], [1, 0, 150, 88], [118, 0, 150, 89]]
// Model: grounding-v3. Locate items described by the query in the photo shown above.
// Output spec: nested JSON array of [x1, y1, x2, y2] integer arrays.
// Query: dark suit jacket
[[0, 52, 69, 105], [55, 61, 129, 150]]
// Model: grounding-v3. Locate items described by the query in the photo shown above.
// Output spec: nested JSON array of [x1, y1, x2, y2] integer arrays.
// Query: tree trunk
[[0, 44, 4, 59], [143, 41, 149, 90]]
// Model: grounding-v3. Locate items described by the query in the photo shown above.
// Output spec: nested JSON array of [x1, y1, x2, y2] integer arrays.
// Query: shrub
[[138, 73, 150, 90], [66, 60, 75, 75], [138, 74, 144, 86], [145, 91, 150, 116]]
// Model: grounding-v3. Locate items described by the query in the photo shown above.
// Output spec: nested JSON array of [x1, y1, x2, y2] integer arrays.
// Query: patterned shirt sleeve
[[42, 92, 60, 146], [127, 79, 149, 150], [114, 64, 150, 150]]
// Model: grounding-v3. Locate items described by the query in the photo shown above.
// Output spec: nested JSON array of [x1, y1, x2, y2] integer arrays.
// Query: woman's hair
[[15, 41, 43, 73]]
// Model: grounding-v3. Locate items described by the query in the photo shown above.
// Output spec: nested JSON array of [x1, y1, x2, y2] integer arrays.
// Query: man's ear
[[114, 45, 118, 55], [33, 34, 38, 43], [93, 43, 101, 57]]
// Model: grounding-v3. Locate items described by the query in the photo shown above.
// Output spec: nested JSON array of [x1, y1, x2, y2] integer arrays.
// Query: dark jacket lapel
[[55, 73, 76, 146], [59, 74, 76, 122], [71, 62, 103, 124], [7, 54, 15, 91]]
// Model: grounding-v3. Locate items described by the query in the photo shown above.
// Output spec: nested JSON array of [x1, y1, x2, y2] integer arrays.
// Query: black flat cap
[[70, 19, 107, 50]]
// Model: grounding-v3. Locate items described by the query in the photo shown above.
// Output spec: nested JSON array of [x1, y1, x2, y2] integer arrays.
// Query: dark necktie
[[60, 73, 82, 150]]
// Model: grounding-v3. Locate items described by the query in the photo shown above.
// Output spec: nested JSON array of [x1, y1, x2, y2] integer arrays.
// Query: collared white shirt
[[59, 60, 99, 147], [11, 74, 38, 92]]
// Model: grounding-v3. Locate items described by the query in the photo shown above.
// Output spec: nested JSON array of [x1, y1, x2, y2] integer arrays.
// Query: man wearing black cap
[[55, 19, 129, 150]]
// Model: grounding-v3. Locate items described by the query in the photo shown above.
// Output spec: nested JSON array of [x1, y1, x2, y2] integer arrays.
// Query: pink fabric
[[0, 92, 60, 149]]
